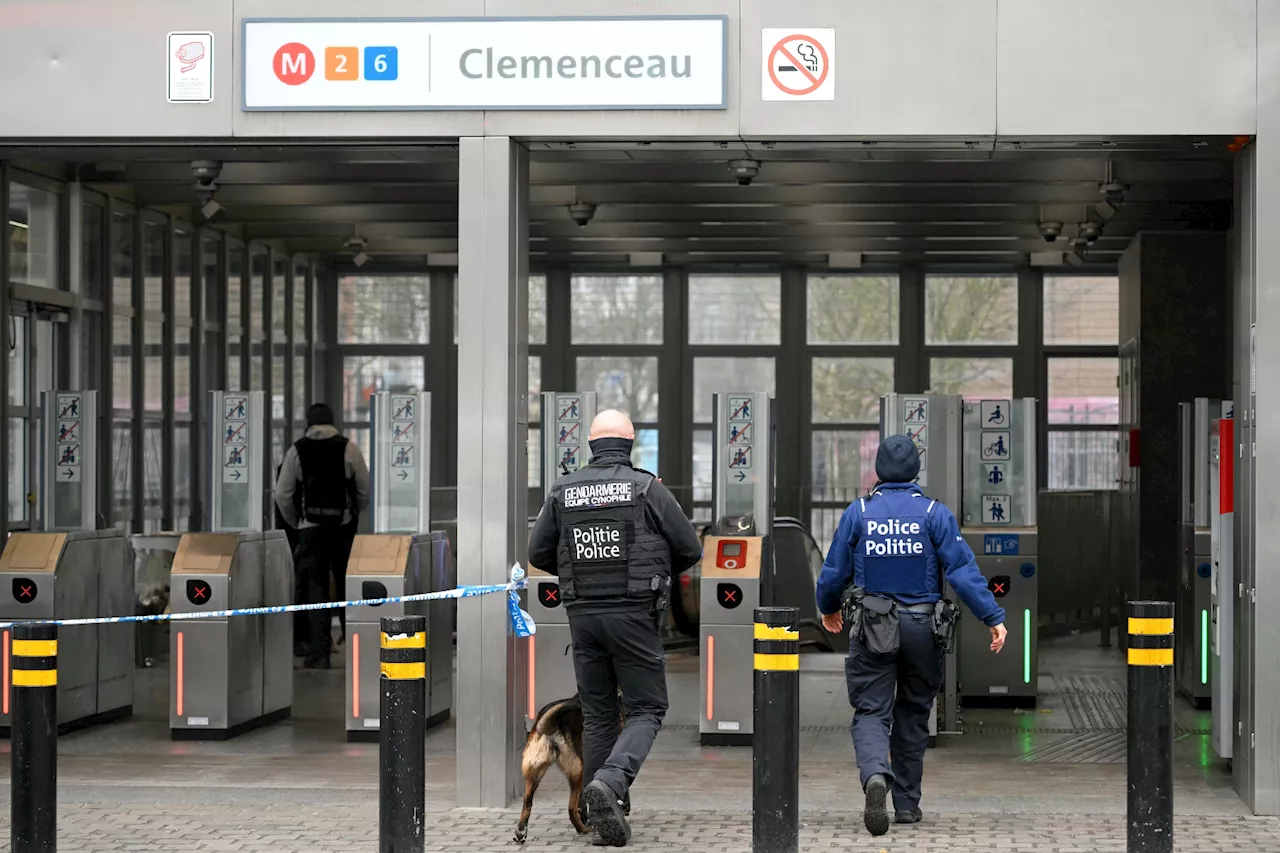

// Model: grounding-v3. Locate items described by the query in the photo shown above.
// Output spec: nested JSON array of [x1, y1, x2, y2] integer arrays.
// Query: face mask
[[589, 437, 634, 457]]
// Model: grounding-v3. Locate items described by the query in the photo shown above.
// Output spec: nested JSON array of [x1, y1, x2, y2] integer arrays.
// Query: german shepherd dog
[[513, 693, 625, 844]]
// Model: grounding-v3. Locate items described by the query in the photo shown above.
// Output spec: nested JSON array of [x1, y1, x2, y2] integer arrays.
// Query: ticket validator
[[1176, 398, 1231, 709], [169, 391, 293, 740], [1209, 404, 1235, 758], [699, 392, 775, 745], [525, 391, 598, 725], [344, 391, 453, 741], [0, 390, 134, 735], [957, 398, 1039, 707], [880, 394, 963, 742]]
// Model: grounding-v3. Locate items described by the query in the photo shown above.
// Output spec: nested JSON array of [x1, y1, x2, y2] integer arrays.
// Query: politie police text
[[572, 523, 625, 561], [863, 518, 926, 556]]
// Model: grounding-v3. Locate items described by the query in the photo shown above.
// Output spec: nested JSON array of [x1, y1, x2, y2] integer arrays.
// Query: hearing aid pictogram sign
[[762, 29, 835, 101]]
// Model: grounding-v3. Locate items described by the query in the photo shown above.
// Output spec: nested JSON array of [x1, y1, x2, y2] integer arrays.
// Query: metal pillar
[[455, 136, 529, 809]]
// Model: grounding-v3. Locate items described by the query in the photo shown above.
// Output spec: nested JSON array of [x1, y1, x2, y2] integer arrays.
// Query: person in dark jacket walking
[[275, 403, 370, 668], [815, 434, 1007, 837], [528, 409, 703, 847]]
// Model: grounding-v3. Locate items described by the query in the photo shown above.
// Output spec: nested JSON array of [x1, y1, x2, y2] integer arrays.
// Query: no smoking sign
[[762, 28, 834, 101]]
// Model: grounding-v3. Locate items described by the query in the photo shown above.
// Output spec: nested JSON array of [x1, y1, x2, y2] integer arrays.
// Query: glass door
[[7, 303, 70, 531]]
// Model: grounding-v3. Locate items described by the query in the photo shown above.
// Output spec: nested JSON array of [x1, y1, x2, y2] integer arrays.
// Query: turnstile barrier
[[699, 534, 765, 745]]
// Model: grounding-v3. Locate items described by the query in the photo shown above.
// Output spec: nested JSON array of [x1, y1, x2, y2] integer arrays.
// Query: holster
[[650, 575, 671, 629], [933, 598, 960, 654], [842, 586, 901, 655]]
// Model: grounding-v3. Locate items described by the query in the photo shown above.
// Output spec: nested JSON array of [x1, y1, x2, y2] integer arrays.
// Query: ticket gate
[[344, 532, 454, 740], [699, 534, 765, 745], [168, 531, 292, 739], [1209, 408, 1234, 758], [526, 391, 597, 724], [1176, 398, 1229, 709], [0, 390, 134, 736], [0, 529, 134, 734]]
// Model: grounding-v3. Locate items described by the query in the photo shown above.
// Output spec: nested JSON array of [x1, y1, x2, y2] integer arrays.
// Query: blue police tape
[[0, 564, 538, 638]]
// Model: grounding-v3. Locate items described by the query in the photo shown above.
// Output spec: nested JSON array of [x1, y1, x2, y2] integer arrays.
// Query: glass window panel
[[8, 418, 26, 524], [112, 422, 132, 532], [928, 357, 1013, 399], [293, 263, 308, 343], [1048, 357, 1119, 425], [81, 203, 105, 298], [7, 183, 59, 289], [174, 425, 192, 531], [8, 316, 25, 407], [250, 344, 264, 391], [529, 356, 542, 423], [175, 340, 191, 415], [34, 320, 54, 398], [338, 275, 431, 343], [294, 349, 308, 425], [227, 339, 242, 390], [692, 358, 774, 422], [143, 321, 163, 411], [924, 275, 1018, 345], [272, 345, 287, 420], [226, 245, 243, 329], [143, 220, 165, 315], [688, 274, 780, 345], [249, 251, 266, 337], [202, 235, 221, 321], [342, 356, 425, 422], [811, 357, 894, 423], [812, 429, 879, 501], [634, 428, 658, 473], [143, 424, 163, 531], [1047, 430, 1119, 490], [576, 356, 659, 421], [528, 426, 541, 490], [271, 257, 287, 338], [174, 229, 192, 319], [693, 428, 713, 503], [529, 275, 547, 345], [571, 275, 663, 344], [111, 210, 134, 308], [112, 316, 132, 411], [347, 428, 371, 468], [806, 274, 899, 344], [1044, 276, 1119, 346], [273, 424, 286, 471]]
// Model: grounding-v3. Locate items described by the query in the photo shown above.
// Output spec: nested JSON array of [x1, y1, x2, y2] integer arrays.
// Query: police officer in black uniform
[[528, 409, 703, 847], [815, 434, 1007, 837]]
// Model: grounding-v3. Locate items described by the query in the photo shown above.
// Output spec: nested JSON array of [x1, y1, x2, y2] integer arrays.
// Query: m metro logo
[[273, 42, 316, 86]]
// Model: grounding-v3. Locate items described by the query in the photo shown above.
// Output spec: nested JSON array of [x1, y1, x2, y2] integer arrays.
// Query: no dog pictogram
[[762, 29, 834, 101]]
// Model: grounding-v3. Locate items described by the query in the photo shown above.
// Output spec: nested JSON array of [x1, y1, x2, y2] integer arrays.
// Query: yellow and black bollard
[[752, 606, 800, 853], [1126, 601, 1174, 853], [11, 622, 58, 853], [379, 615, 427, 853]]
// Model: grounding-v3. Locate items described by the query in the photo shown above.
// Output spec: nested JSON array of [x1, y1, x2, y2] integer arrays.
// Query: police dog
[[513, 693, 625, 844]]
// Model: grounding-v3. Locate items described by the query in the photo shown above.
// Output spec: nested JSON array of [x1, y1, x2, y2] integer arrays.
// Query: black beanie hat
[[306, 403, 335, 428], [874, 434, 921, 483]]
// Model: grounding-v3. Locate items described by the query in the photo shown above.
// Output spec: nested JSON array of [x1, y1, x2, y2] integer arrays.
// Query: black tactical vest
[[294, 435, 350, 525], [552, 461, 671, 606]]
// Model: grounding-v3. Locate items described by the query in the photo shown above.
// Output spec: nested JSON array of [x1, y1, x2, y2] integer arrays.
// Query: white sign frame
[[242, 17, 728, 111], [761, 28, 835, 102], [168, 31, 215, 104]]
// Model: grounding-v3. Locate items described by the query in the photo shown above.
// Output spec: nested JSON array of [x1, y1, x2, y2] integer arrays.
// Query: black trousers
[[293, 523, 356, 655], [569, 609, 669, 800]]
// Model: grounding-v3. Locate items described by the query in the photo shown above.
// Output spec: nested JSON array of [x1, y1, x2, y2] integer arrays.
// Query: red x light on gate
[[12, 578, 36, 603], [185, 579, 211, 606], [540, 583, 562, 609], [988, 575, 1011, 598], [717, 583, 743, 610]]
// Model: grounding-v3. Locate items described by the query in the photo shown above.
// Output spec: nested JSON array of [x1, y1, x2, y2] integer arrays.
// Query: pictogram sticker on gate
[[762, 29, 835, 101]]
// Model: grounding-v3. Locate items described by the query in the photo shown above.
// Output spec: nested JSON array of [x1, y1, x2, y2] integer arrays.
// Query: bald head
[[588, 409, 635, 441]]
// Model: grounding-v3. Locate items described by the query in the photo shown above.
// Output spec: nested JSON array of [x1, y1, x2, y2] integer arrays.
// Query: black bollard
[[379, 615, 427, 853], [752, 606, 800, 853], [11, 622, 58, 853], [1126, 601, 1174, 853]]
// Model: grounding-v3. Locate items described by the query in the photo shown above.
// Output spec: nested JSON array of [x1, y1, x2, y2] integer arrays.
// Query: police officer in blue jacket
[[815, 434, 1007, 837]]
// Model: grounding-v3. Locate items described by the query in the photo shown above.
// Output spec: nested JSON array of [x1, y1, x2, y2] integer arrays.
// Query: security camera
[[1099, 181, 1125, 204], [1078, 221, 1102, 244], [1038, 221, 1062, 242], [568, 201, 596, 227], [728, 158, 760, 186], [191, 159, 222, 184]]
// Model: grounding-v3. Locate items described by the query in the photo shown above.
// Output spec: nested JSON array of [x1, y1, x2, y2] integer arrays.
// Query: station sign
[[242, 17, 728, 111]]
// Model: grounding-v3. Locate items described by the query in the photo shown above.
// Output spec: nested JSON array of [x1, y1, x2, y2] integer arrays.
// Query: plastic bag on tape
[[508, 564, 536, 637]]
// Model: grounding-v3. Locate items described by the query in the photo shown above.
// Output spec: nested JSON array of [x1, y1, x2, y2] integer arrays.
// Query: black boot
[[863, 774, 889, 837], [582, 780, 631, 847], [895, 808, 922, 824]]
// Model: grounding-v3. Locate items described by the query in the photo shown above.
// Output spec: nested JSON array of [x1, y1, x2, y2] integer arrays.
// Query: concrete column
[[455, 136, 529, 809]]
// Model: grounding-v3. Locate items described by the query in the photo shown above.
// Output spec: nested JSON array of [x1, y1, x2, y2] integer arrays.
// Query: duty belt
[[899, 602, 936, 614]]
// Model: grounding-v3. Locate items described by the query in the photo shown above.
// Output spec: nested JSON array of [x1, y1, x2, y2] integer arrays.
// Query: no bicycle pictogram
[[762, 29, 835, 101]]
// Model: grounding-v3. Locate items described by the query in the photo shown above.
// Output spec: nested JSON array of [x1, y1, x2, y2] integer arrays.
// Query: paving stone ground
[[5, 805, 1279, 852]]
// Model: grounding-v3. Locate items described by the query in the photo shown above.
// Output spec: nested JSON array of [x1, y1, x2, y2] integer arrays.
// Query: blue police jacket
[[815, 482, 1006, 627]]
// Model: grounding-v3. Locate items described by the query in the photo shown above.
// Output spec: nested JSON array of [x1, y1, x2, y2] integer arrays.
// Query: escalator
[[672, 516, 846, 652]]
